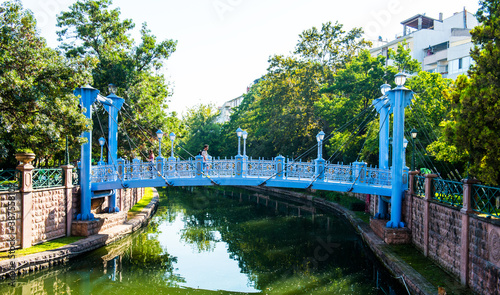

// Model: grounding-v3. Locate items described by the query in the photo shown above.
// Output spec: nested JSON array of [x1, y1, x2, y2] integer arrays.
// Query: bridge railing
[[247, 158, 276, 178], [208, 158, 236, 177], [286, 159, 314, 180], [324, 163, 353, 183], [89, 157, 394, 187]]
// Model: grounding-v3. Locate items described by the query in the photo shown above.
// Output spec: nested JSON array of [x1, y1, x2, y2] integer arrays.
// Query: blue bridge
[[76, 74, 414, 229]]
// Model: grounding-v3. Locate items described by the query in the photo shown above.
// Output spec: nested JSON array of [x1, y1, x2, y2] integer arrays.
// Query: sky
[[18, 0, 480, 116]]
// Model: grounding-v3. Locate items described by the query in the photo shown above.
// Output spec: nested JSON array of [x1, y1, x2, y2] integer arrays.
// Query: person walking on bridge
[[201, 144, 209, 173]]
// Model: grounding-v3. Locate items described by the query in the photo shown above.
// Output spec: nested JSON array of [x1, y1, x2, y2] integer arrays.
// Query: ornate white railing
[[90, 157, 393, 189], [247, 158, 276, 177]]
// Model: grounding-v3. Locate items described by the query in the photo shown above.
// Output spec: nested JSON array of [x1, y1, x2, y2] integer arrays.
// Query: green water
[[0, 187, 405, 294]]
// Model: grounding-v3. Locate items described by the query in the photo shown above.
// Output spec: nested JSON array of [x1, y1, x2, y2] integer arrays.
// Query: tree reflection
[[159, 187, 379, 294]]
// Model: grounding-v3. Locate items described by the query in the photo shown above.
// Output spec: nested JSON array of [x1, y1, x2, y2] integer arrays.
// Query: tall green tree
[[57, 0, 179, 160], [0, 0, 91, 167], [430, 0, 500, 184], [387, 40, 422, 73], [178, 104, 222, 159], [220, 23, 372, 159]]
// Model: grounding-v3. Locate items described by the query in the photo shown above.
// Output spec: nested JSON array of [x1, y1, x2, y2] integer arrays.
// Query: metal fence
[[33, 168, 64, 189], [471, 184, 500, 218], [431, 178, 463, 207], [0, 169, 19, 191], [415, 175, 425, 197]]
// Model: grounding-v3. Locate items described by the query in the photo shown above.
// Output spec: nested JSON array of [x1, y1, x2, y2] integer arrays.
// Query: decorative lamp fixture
[[156, 129, 164, 140], [236, 127, 243, 155], [169, 132, 176, 158], [394, 73, 407, 87], [242, 130, 248, 156], [403, 138, 408, 149], [99, 137, 106, 163], [380, 84, 392, 96], [108, 83, 117, 94], [316, 131, 325, 142], [156, 129, 163, 157], [411, 128, 418, 139], [316, 131, 325, 159]]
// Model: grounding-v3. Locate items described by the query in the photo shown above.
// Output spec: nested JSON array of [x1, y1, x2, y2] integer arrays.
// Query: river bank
[[0, 190, 159, 278]]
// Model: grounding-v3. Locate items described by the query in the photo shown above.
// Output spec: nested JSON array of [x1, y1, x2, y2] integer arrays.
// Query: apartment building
[[370, 8, 479, 79]]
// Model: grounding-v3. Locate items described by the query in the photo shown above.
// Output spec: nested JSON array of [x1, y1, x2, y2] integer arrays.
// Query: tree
[[430, 0, 500, 185], [57, 0, 179, 160], [387, 40, 421, 74], [316, 50, 396, 164], [294, 21, 371, 69], [178, 104, 222, 159], [0, 0, 91, 167]]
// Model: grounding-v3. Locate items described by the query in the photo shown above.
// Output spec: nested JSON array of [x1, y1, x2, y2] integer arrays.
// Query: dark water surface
[[0, 187, 406, 294]]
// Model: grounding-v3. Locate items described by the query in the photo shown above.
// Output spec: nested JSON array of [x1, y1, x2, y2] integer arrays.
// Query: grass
[[0, 236, 83, 260], [128, 187, 154, 214], [387, 244, 471, 294]]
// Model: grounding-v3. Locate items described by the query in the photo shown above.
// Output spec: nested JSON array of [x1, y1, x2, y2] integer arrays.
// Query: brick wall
[[468, 217, 500, 295], [427, 203, 462, 277], [31, 188, 68, 245], [0, 191, 22, 251], [410, 196, 425, 252]]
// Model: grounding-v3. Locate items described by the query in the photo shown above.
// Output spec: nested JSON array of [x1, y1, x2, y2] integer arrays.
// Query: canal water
[[0, 187, 406, 294]]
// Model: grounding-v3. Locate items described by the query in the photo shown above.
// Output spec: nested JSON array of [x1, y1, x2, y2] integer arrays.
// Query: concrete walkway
[[0, 190, 159, 278]]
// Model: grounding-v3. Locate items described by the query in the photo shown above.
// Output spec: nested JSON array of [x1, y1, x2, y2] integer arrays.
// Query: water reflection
[[0, 187, 404, 294]]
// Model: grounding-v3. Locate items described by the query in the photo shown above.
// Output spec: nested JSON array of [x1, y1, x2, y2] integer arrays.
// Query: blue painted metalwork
[[74, 86, 99, 220], [386, 82, 414, 228], [75, 78, 415, 227], [373, 94, 392, 219], [90, 157, 393, 197]]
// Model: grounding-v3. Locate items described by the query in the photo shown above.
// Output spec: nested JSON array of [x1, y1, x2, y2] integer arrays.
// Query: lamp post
[[156, 129, 164, 157], [169, 132, 176, 159], [98, 137, 106, 165], [236, 127, 243, 155], [316, 131, 325, 159], [403, 138, 408, 168], [411, 128, 418, 171], [242, 130, 248, 157]]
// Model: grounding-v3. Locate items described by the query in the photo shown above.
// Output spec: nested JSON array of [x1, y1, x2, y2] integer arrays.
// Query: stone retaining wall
[[31, 188, 68, 245], [0, 191, 21, 251]]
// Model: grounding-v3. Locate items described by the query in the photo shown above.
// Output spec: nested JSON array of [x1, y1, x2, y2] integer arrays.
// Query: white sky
[[18, 0, 480, 116]]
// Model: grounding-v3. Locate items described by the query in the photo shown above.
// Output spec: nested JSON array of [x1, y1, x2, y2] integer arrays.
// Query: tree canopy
[[0, 0, 91, 167], [429, 0, 500, 184], [57, 0, 180, 160]]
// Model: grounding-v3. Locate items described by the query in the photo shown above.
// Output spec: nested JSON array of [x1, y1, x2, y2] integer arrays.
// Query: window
[[458, 58, 463, 70]]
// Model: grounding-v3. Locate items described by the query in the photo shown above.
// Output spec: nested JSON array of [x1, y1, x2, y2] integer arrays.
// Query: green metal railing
[[432, 178, 463, 207], [72, 167, 80, 185], [415, 175, 425, 197], [0, 169, 19, 191], [471, 184, 500, 218], [33, 168, 63, 189]]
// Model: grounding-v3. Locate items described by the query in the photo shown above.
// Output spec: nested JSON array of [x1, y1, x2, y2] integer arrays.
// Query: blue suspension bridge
[[75, 73, 414, 229]]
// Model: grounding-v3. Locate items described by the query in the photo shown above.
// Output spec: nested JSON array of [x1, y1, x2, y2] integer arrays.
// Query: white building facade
[[370, 9, 479, 80]]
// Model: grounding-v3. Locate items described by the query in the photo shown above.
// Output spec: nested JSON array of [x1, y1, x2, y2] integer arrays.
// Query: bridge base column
[[370, 218, 411, 244]]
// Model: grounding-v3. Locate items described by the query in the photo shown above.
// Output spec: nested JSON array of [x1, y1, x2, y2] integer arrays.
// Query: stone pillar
[[407, 171, 420, 230], [423, 173, 438, 256], [17, 163, 33, 249], [460, 178, 477, 286], [61, 165, 74, 237]]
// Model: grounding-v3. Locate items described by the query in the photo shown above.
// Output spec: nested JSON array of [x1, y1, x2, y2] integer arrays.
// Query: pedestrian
[[149, 150, 155, 162], [201, 144, 209, 173], [201, 144, 209, 162]]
